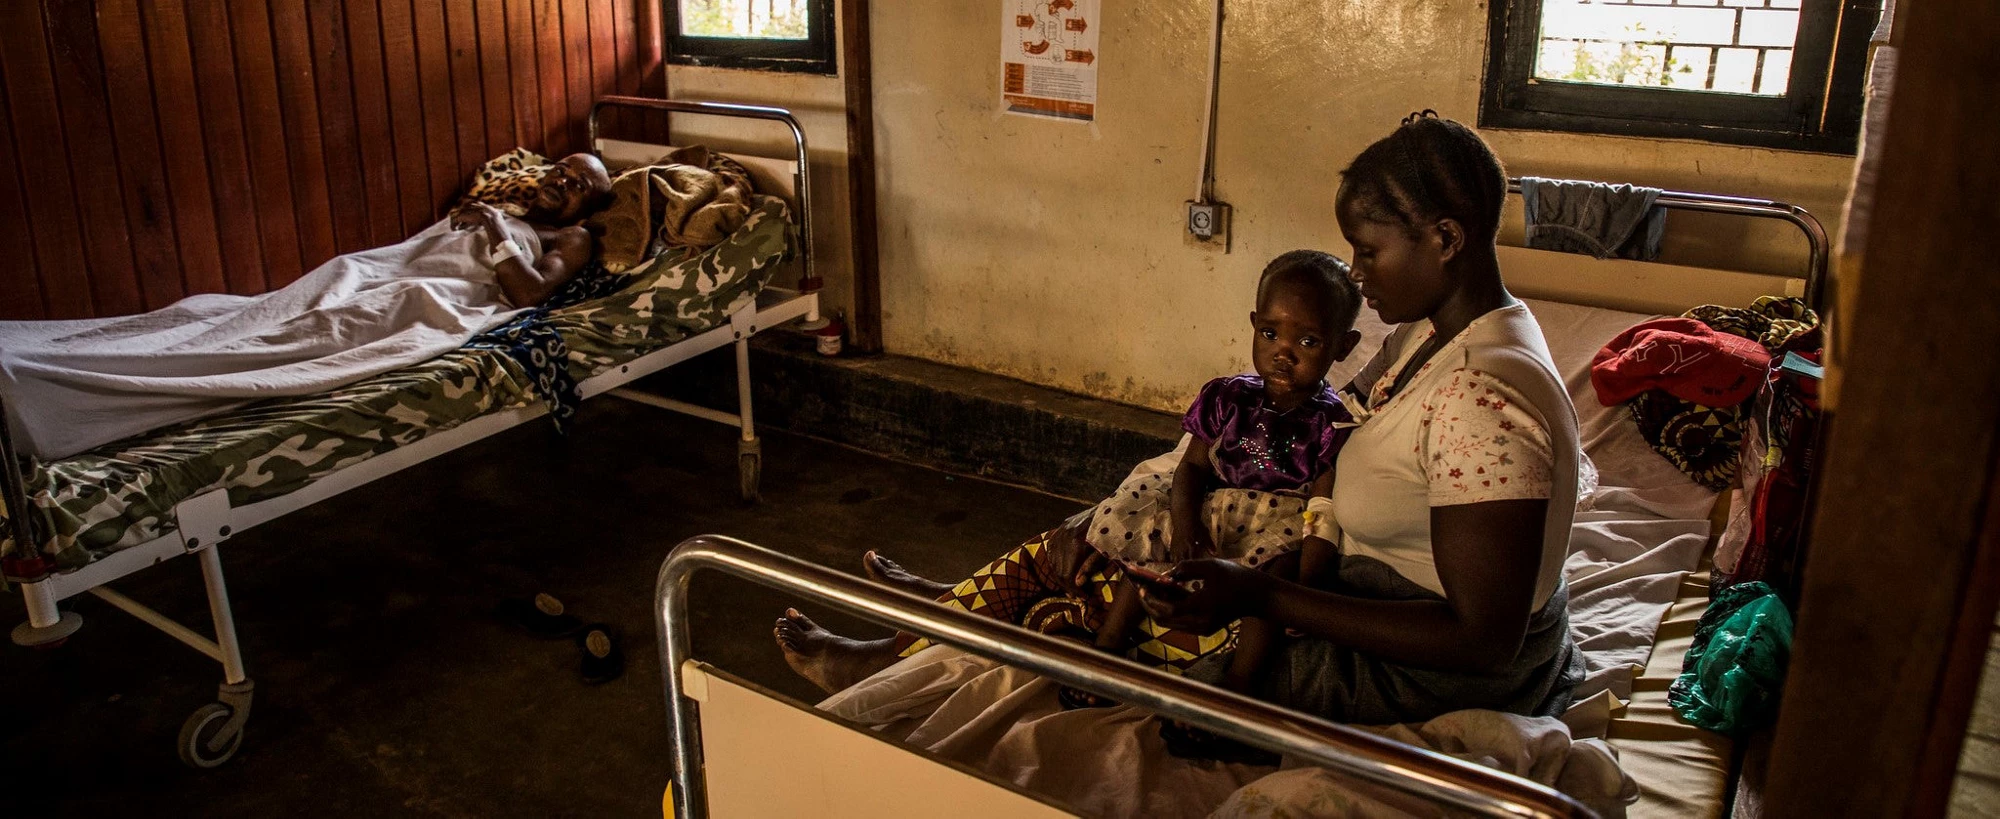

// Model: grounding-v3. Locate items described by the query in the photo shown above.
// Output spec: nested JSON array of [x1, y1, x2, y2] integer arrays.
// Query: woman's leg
[[774, 608, 903, 694], [861, 550, 953, 599]]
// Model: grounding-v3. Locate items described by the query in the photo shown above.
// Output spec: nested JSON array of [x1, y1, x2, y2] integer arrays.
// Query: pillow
[[462, 148, 551, 217]]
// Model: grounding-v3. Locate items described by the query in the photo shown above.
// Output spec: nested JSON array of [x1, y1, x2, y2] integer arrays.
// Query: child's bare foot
[[862, 550, 953, 599], [773, 608, 902, 693]]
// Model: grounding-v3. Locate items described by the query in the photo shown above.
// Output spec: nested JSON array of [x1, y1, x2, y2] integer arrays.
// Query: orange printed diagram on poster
[[1000, 0, 1099, 122]]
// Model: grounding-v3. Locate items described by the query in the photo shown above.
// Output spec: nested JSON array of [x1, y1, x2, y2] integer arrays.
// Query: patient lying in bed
[[0, 154, 613, 461]]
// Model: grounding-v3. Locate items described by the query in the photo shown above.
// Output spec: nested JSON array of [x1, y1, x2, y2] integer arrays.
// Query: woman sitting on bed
[[774, 112, 1586, 745]]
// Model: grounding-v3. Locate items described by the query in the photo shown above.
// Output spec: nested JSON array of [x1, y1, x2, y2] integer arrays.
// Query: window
[[1481, 0, 1880, 153], [668, 0, 837, 75]]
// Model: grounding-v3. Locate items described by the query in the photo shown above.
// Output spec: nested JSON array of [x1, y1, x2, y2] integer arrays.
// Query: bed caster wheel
[[178, 702, 244, 768], [737, 437, 763, 503]]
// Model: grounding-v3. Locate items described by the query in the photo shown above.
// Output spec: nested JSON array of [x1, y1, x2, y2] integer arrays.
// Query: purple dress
[[1183, 374, 1352, 493]]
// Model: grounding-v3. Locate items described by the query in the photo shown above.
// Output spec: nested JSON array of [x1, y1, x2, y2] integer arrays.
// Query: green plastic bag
[[1668, 581, 1794, 736]]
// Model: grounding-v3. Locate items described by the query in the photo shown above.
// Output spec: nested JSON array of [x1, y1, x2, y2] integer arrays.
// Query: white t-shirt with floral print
[[1332, 306, 1558, 601]]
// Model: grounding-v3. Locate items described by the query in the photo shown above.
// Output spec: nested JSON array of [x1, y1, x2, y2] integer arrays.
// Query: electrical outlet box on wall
[[1185, 200, 1232, 252]]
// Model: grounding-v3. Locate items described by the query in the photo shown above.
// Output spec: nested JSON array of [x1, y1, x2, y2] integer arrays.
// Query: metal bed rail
[[1506, 178, 1830, 311], [588, 96, 816, 294], [656, 535, 1595, 819]]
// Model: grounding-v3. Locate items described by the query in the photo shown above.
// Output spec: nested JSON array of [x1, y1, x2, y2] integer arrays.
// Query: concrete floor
[[0, 398, 1085, 817]]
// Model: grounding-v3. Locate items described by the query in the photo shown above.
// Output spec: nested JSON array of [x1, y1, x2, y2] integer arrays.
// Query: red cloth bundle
[[1591, 318, 1772, 407]]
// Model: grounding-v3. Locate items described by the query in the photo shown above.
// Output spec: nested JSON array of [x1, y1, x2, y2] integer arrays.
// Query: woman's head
[[532, 153, 615, 224], [1335, 112, 1507, 325], [1251, 250, 1363, 404]]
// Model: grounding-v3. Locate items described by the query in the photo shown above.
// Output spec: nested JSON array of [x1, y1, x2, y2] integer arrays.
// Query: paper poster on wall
[[1000, 0, 1100, 122]]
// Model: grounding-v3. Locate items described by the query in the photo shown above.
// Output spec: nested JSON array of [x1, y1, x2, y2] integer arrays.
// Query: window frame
[[1479, 0, 1879, 154], [665, 0, 838, 76]]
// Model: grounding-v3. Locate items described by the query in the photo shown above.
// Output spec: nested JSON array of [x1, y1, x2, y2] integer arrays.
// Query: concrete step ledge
[[634, 335, 1181, 501]]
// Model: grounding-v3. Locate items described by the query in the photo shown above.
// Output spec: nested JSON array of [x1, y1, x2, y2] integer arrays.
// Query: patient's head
[[531, 153, 614, 224], [1250, 250, 1363, 404]]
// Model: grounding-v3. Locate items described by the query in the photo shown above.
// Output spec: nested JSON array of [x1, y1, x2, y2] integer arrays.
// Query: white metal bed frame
[[0, 96, 818, 769]]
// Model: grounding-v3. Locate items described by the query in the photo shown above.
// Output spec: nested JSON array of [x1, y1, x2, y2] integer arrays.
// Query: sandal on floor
[[1159, 719, 1281, 766], [496, 593, 585, 639], [1056, 685, 1121, 710], [578, 623, 625, 685]]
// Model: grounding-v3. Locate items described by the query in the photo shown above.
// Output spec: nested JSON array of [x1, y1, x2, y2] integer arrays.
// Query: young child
[[1064, 249, 1364, 706]]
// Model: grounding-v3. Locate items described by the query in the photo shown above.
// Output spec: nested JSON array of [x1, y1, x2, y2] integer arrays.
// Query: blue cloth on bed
[[465, 262, 629, 432]]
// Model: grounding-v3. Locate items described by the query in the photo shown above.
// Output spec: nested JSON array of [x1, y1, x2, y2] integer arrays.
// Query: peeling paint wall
[[872, 0, 1855, 415]]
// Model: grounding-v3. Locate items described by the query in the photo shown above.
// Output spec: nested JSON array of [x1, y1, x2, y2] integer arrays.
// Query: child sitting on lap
[[1064, 249, 1364, 706]]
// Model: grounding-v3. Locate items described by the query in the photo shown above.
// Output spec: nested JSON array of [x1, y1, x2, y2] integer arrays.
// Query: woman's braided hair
[[1338, 110, 1508, 246]]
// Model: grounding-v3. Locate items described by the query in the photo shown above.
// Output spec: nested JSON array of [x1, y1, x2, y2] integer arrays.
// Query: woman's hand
[[1136, 558, 1269, 632]]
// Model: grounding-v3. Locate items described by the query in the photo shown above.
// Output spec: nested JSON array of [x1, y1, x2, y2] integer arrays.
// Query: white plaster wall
[[872, 0, 1855, 414]]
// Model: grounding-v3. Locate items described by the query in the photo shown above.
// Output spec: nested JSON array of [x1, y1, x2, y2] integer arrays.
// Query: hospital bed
[[652, 186, 1830, 817], [0, 96, 820, 769]]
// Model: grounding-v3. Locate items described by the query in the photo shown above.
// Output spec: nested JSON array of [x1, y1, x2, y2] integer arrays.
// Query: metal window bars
[[656, 535, 1595, 818], [1506, 178, 1830, 311]]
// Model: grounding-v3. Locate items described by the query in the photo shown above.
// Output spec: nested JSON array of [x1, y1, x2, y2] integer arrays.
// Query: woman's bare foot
[[862, 550, 953, 599], [773, 608, 904, 694]]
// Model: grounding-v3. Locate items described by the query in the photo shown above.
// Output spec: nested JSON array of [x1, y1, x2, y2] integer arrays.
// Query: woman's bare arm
[[1148, 498, 1547, 674]]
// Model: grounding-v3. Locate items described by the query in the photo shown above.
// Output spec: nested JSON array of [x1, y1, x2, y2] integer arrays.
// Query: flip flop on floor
[[578, 623, 625, 685], [496, 593, 585, 639]]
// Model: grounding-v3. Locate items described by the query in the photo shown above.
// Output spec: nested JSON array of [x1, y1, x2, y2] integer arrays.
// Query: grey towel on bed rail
[[1520, 176, 1666, 261]]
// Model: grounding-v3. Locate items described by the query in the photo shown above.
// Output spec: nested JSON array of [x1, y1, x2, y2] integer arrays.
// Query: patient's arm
[[469, 200, 593, 307]]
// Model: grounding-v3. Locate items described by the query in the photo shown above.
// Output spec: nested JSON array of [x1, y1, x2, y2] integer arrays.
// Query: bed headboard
[[1498, 180, 1830, 316], [588, 96, 815, 290]]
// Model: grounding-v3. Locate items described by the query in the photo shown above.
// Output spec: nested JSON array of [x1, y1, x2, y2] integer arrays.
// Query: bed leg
[[178, 545, 252, 769], [10, 577, 83, 647], [734, 336, 762, 503]]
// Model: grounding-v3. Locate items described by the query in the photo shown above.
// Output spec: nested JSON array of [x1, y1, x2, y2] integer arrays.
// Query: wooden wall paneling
[[0, 67, 49, 319], [377, 0, 438, 234], [409, 0, 464, 219], [223, 0, 305, 288], [610, 0, 638, 140], [842, 0, 882, 352], [267, 0, 338, 272], [3, 2, 102, 318], [343, 0, 405, 247], [96, 0, 191, 310], [587, 0, 619, 138], [636, 0, 667, 140], [532, 0, 571, 156], [184, 0, 270, 295], [40, 0, 144, 316], [305, 0, 372, 255], [561, 0, 594, 152], [474, 0, 517, 159], [442, 1, 489, 188], [503, 0, 545, 156], [140, 0, 229, 297]]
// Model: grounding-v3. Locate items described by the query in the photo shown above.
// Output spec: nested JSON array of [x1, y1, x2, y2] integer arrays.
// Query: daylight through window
[[680, 0, 811, 41], [1535, 0, 1802, 95]]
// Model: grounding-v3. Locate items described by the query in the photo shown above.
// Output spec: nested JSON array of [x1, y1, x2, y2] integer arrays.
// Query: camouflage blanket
[[2, 196, 792, 568]]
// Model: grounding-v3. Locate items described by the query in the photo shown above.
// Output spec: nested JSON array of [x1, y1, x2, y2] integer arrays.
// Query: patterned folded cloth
[[587, 146, 756, 272], [1626, 297, 1820, 490]]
